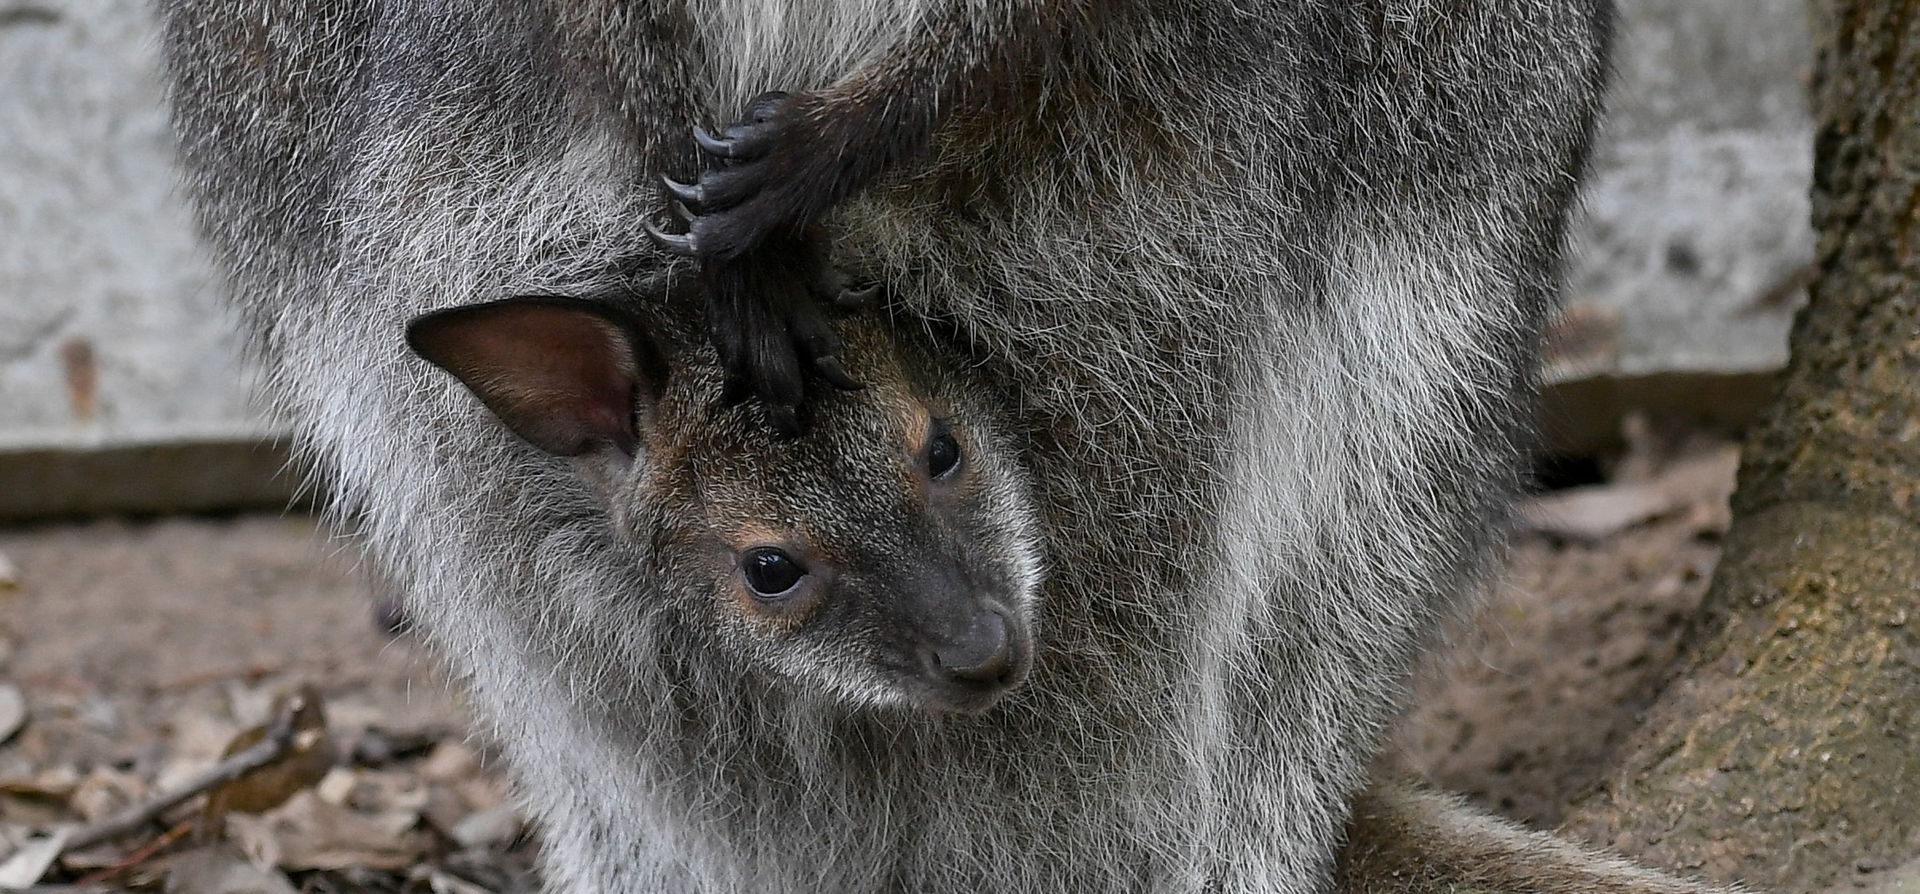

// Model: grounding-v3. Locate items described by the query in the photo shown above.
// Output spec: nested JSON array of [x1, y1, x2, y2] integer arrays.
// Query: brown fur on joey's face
[[407, 296, 1042, 714]]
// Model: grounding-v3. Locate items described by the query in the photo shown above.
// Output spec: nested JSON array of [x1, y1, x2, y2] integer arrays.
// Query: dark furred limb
[[695, 232, 874, 435], [648, 0, 1086, 418], [665, 0, 1083, 259]]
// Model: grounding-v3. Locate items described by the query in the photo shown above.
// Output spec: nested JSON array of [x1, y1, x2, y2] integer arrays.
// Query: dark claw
[[688, 165, 765, 213], [662, 176, 705, 206], [713, 124, 776, 160], [670, 201, 695, 223], [814, 355, 862, 391], [693, 126, 734, 159], [644, 219, 697, 256], [836, 281, 881, 309]]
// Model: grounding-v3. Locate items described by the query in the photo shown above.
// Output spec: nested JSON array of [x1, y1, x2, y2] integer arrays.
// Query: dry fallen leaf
[[165, 844, 300, 894], [0, 830, 66, 888], [69, 766, 148, 822], [422, 775, 508, 843], [449, 805, 521, 852], [1520, 482, 1678, 541], [0, 765, 80, 802], [320, 767, 430, 817], [418, 742, 480, 782], [203, 685, 333, 829], [1521, 445, 1740, 542], [421, 865, 499, 894], [156, 711, 244, 792], [227, 788, 430, 872], [0, 684, 25, 746], [454, 773, 509, 814]]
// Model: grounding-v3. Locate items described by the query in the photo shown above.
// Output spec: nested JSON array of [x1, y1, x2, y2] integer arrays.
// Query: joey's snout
[[908, 602, 1032, 713], [932, 611, 1014, 683]]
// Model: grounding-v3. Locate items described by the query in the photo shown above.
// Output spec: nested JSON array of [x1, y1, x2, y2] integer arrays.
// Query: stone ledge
[[0, 429, 301, 522], [1540, 369, 1780, 457]]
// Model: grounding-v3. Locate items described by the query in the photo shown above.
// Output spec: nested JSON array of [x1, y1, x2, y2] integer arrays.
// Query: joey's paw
[[703, 237, 871, 436], [648, 92, 819, 261]]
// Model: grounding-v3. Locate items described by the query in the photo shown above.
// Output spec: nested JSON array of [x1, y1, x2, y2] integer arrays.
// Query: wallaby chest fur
[[158, 1, 1615, 891]]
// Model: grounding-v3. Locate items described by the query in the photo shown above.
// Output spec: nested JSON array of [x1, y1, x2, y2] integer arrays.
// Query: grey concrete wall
[[1568, 0, 1813, 377], [1539, 0, 1814, 453], [0, 0, 1816, 517], [0, 0, 291, 517]]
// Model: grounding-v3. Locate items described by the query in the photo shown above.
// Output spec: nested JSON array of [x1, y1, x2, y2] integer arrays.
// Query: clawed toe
[[644, 218, 696, 256], [662, 176, 704, 206], [660, 90, 873, 432], [692, 125, 736, 159]]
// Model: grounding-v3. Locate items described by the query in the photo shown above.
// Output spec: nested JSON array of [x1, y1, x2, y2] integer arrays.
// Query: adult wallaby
[[157, 0, 1729, 890]]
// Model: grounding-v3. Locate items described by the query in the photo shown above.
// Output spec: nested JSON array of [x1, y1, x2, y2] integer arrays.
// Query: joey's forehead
[[669, 368, 930, 459], [665, 397, 927, 519], [703, 422, 910, 492]]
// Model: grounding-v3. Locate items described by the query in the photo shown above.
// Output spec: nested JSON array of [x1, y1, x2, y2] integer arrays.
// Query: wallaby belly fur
[[158, 1, 1618, 891]]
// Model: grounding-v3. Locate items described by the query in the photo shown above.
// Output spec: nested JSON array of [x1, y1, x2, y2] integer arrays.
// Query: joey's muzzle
[[912, 605, 1032, 713], [933, 610, 1015, 683]]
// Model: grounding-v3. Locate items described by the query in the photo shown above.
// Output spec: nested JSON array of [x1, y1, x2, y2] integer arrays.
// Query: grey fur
[[1341, 782, 1742, 893], [153, 0, 1664, 891]]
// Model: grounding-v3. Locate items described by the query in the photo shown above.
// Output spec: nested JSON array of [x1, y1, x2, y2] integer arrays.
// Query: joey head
[[406, 295, 1040, 714]]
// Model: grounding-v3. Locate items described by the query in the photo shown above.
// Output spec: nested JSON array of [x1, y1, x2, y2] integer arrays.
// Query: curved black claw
[[662, 176, 705, 206], [813, 355, 862, 392], [694, 92, 789, 164], [835, 280, 882, 310], [788, 300, 862, 395], [692, 125, 735, 160], [644, 219, 697, 256]]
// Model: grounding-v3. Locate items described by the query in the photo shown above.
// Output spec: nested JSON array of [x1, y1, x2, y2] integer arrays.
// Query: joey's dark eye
[[742, 548, 807, 598], [927, 422, 962, 480]]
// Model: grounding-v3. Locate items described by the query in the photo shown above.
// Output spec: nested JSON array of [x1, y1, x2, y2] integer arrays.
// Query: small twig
[[58, 703, 302, 854], [73, 819, 192, 887]]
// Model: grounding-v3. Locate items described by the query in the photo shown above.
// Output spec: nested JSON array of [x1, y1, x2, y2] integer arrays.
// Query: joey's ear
[[406, 297, 663, 457]]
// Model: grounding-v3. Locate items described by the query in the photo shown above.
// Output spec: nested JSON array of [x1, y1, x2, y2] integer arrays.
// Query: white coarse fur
[[690, 0, 936, 111], [156, 0, 1620, 891]]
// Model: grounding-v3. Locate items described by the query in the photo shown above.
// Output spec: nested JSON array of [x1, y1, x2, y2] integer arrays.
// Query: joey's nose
[[934, 612, 1014, 684]]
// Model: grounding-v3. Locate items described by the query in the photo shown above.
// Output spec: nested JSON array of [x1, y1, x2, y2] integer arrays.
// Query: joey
[[408, 295, 1040, 714]]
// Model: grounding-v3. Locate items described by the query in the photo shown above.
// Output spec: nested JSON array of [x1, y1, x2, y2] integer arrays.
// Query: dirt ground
[[0, 439, 1743, 891]]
